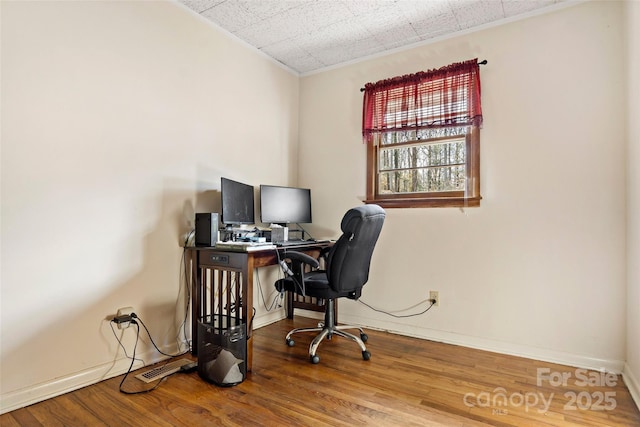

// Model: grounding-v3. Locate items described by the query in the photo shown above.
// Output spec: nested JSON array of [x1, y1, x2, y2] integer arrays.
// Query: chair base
[[285, 299, 371, 364]]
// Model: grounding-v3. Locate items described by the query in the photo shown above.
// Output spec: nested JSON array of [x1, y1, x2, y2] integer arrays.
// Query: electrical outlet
[[116, 306, 135, 329], [429, 291, 439, 307]]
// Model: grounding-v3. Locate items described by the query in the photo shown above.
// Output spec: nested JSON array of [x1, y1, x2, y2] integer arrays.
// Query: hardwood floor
[[2, 317, 639, 426]]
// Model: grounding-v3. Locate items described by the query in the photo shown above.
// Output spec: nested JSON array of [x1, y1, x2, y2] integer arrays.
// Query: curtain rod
[[359, 59, 487, 92]]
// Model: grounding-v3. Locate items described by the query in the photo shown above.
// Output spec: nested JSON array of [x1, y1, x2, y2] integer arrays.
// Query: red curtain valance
[[362, 58, 483, 143]]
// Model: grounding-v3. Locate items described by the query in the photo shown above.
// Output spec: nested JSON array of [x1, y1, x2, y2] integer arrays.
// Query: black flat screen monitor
[[221, 177, 255, 226], [260, 185, 312, 225]]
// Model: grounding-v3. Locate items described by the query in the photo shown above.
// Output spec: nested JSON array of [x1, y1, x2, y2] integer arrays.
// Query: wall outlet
[[429, 291, 439, 307], [116, 306, 135, 329]]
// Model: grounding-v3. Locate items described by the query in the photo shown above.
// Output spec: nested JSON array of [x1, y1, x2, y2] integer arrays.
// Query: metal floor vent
[[135, 358, 193, 383]]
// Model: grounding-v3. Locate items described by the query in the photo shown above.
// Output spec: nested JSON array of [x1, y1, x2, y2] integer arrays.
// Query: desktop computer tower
[[195, 213, 219, 246]]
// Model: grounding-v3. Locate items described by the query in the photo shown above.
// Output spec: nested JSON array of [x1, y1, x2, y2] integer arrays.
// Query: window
[[362, 59, 483, 208]]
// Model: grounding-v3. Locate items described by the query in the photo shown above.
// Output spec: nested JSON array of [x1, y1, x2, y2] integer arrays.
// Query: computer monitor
[[259, 185, 312, 225], [221, 177, 255, 227]]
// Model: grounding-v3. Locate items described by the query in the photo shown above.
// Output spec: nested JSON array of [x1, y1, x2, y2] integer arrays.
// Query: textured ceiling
[[178, 0, 568, 74]]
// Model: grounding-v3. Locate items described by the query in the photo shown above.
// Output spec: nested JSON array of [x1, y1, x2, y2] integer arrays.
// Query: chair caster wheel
[[360, 333, 368, 342], [310, 355, 320, 364], [362, 350, 371, 361], [286, 338, 295, 347]]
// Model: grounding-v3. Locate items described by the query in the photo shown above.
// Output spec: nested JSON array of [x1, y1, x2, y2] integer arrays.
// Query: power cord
[[358, 298, 436, 318], [275, 249, 308, 296], [109, 313, 189, 395], [273, 245, 433, 318], [180, 247, 193, 352], [255, 268, 284, 312], [131, 313, 189, 359], [183, 228, 195, 246], [109, 320, 143, 366], [110, 319, 165, 394]]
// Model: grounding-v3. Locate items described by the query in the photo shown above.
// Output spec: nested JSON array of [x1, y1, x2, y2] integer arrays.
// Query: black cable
[[255, 268, 283, 312], [272, 250, 290, 306], [248, 307, 256, 332], [109, 320, 144, 366], [228, 274, 238, 313], [183, 228, 194, 246], [111, 320, 166, 395], [358, 298, 435, 318], [109, 247, 196, 396], [295, 223, 314, 240], [132, 314, 189, 359], [275, 248, 308, 296], [180, 247, 192, 352]]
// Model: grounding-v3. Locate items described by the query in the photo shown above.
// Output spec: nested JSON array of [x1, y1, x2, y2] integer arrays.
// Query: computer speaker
[[195, 213, 219, 247]]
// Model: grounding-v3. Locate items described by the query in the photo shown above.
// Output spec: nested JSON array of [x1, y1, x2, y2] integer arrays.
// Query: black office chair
[[275, 205, 385, 364]]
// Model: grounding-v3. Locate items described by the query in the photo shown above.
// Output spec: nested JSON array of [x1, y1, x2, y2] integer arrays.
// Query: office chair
[[275, 204, 385, 364]]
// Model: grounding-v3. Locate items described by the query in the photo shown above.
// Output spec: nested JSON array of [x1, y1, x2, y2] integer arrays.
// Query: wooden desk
[[185, 242, 331, 371]]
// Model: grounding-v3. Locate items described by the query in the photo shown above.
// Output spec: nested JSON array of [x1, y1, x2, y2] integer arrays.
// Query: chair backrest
[[326, 205, 385, 297]]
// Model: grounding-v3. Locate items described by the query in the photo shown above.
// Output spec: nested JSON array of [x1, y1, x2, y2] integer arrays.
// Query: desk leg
[[244, 259, 254, 372], [189, 249, 200, 355], [286, 291, 294, 319]]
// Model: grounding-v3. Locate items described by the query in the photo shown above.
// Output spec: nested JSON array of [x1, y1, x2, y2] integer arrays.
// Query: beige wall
[[2, 0, 638, 414], [625, 0, 640, 405], [1, 0, 298, 411], [300, 1, 627, 371]]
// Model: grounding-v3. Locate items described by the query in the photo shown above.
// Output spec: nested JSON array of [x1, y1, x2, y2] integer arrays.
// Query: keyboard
[[275, 240, 315, 247], [215, 241, 276, 251]]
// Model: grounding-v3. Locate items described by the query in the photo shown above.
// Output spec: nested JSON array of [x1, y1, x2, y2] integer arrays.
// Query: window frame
[[365, 126, 481, 208]]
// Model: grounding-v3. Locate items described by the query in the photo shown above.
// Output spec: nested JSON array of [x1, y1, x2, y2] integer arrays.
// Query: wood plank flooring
[[2, 317, 639, 426]]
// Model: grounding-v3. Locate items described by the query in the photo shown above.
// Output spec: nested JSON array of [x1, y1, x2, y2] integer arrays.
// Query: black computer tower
[[195, 213, 219, 246]]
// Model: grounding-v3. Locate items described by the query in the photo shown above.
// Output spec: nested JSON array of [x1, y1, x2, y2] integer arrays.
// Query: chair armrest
[[281, 251, 320, 269], [279, 251, 320, 297]]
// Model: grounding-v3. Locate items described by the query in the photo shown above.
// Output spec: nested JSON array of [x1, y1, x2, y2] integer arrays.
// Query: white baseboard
[[252, 310, 287, 329], [623, 363, 640, 411], [342, 314, 626, 373], [0, 342, 185, 415]]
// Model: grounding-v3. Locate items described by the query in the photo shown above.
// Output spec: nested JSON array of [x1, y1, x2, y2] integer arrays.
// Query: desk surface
[[191, 240, 332, 252]]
